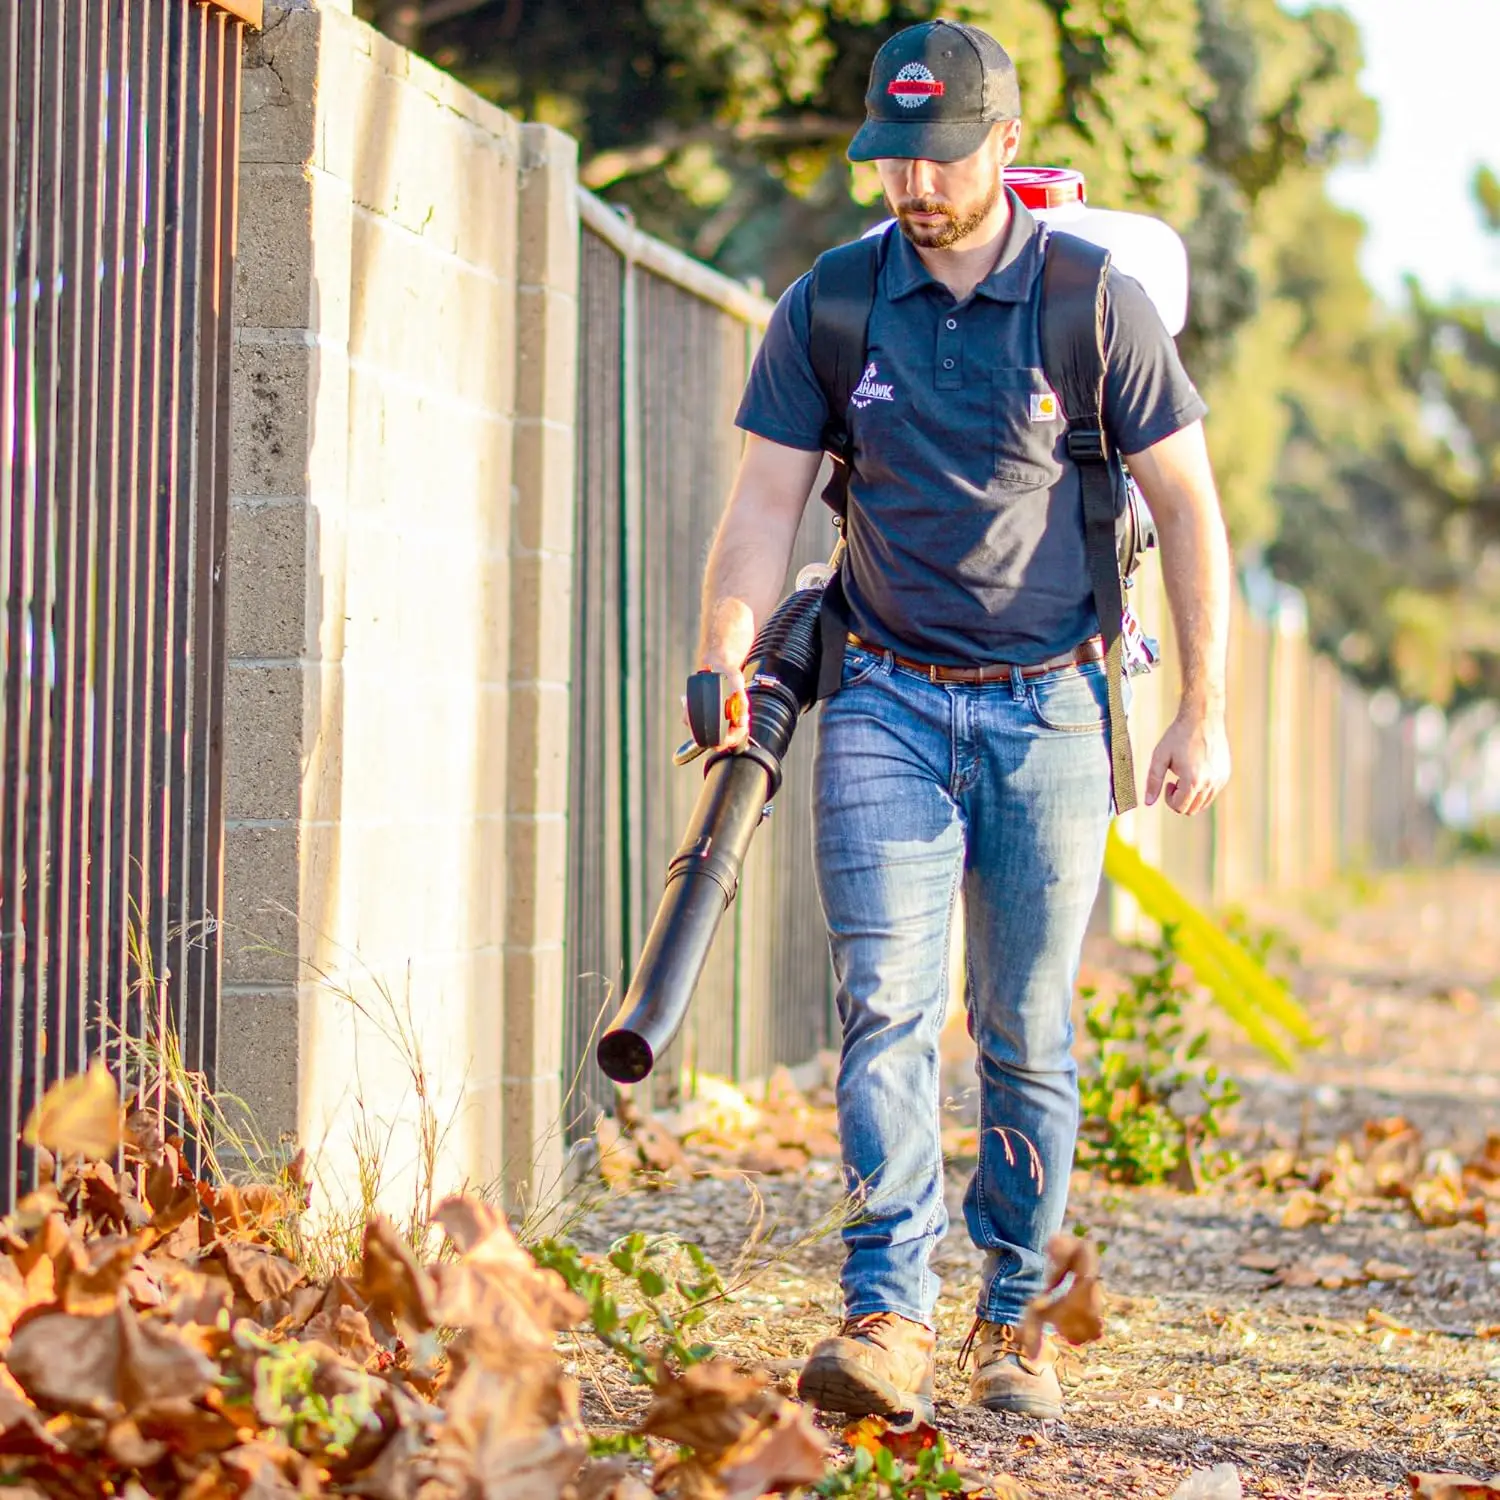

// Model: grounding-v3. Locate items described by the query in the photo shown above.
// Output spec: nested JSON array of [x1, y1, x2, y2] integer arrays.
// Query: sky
[[1321, 0, 1500, 306]]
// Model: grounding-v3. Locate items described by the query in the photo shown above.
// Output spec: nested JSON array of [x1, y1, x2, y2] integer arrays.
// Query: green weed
[[534, 1231, 725, 1384], [1077, 929, 1241, 1187]]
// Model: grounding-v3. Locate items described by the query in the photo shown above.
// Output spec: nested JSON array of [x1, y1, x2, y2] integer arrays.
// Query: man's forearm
[[697, 503, 800, 671], [696, 437, 821, 672], [1154, 494, 1230, 720]]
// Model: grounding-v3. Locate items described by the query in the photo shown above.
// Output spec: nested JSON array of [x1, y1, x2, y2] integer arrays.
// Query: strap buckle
[[1066, 426, 1107, 464]]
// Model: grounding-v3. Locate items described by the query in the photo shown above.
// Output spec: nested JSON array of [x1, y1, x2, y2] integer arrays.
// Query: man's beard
[[892, 176, 1003, 249]]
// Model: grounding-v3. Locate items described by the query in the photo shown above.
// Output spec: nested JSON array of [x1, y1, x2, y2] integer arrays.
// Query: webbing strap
[[808, 231, 886, 517], [1041, 233, 1138, 813]]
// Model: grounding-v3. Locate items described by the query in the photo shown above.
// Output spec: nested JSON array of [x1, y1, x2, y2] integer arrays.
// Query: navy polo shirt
[[735, 192, 1207, 666]]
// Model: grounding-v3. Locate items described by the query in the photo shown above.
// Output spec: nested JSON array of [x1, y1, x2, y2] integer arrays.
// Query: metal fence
[[566, 197, 838, 1131], [0, 0, 256, 1207]]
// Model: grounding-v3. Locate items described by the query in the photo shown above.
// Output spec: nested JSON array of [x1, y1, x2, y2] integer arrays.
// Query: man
[[694, 19, 1232, 1421]]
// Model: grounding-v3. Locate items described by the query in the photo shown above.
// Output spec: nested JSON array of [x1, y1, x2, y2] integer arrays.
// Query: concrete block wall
[[225, 0, 573, 1212]]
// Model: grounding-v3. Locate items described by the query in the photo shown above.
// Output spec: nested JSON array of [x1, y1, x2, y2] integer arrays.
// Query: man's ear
[[997, 117, 1023, 167]]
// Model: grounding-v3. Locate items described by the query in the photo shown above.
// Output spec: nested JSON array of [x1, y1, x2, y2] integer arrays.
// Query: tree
[[1269, 166, 1500, 706]]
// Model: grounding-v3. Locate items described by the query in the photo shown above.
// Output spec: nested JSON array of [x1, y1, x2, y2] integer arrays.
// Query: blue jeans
[[813, 642, 1115, 1328]]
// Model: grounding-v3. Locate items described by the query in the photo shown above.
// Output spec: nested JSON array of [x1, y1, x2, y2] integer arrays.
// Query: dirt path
[[564, 864, 1500, 1499]]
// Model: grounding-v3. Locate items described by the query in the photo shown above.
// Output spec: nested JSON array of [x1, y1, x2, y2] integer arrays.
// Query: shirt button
[[943, 358, 955, 369], [946, 318, 957, 330]]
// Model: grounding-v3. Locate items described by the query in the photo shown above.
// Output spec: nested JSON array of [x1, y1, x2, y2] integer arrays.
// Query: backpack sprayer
[[596, 167, 1186, 1085]]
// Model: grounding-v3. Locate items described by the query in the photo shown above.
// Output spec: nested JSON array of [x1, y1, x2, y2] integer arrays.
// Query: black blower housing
[[595, 582, 828, 1083]]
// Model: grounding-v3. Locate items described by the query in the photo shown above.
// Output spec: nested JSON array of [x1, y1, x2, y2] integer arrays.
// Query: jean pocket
[[1027, 663, 1109, 732], [841, 644, 887, 690]]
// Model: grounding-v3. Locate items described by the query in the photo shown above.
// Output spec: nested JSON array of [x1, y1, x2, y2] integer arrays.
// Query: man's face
[[876, 119, 1022, 250]]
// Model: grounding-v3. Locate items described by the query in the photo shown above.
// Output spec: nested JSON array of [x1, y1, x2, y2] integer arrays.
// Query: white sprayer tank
[[1006, 166, 1189, 335]]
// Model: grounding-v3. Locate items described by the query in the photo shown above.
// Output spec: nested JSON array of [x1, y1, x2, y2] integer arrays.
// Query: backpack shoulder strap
[[1040, 230, 1139, 814], [808, 231, 885, 518]]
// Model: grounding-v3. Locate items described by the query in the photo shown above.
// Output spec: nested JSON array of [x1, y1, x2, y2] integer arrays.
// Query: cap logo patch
[[888, 62, 944, 109]]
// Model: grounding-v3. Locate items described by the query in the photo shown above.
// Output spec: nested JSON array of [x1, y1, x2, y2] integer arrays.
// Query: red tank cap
[[1004, 166, 1086, 209]]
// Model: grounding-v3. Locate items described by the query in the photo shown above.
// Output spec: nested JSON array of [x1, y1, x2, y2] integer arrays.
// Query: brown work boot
[[959, 1319, 1064, 1418], [797, 1312, 936, 1423]]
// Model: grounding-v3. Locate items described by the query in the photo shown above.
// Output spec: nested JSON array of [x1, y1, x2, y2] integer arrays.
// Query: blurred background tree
[[357, 0, 1498, 711]]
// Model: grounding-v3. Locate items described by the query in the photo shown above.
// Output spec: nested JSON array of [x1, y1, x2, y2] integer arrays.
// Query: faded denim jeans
[[813, 642, 1115, 1328]]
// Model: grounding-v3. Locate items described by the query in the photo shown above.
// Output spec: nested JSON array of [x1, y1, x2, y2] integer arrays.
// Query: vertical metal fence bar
[[154, 0, 195, 1110], [187, 7, 237, 1100], [24, 0, 65, 1169], [165, 3, 206, 1104], [0, 0, 36, 1194], [84, 0, 130, 1069]]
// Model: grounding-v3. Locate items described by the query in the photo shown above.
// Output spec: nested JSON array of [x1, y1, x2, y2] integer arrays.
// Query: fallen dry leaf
[[843, 1415, 941, 1459], [219, 1242, 305, 1305], [22, 1061, 123, 1160], [1019, 1235, 1103, 1358], [1407, 1475, 1500, 1499], [1236, 1250, 1282, 1273], [573, 1457, 656, 1500], [711, 1400, 827, 1500], [1364, 1258, 1416, 1282], [1279, 1189, 1332, 1230], [359, 1217, 437, 1332]]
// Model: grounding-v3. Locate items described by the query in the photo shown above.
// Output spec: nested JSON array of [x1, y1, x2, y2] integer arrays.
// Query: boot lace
[[956, 1316, 1022, 1373]]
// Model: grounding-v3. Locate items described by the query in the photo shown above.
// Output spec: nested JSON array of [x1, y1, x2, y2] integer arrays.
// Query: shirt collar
[[883, 190, 1042, 305]]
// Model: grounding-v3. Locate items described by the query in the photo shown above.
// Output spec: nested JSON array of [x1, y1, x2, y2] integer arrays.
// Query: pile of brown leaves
[[0, 1065, 827, 1499], [1244, 1117, 1500, 1230]]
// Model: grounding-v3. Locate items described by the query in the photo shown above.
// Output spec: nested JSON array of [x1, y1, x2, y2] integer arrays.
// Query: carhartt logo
[[888, 63, 944, 109], [851, 362, 896, 408], [1029, 391, 1060, 422]]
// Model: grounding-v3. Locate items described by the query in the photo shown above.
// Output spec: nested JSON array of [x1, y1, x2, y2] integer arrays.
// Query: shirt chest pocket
[[992, 366, 1064, 489]]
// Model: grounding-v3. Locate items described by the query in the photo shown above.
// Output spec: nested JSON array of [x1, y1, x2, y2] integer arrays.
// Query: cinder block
[[460, 1077, 505, 1191], [509, 551, 575, 683], [236, 164, 314, 329], [225, 662, 305, 823], [231, 342, 312, 499], [477, 683, 510, 819], [302, 659, 345, 828], [216, 989, 301, 1147], [517, 124, 580, 293], [502, 946, 565, 1078], [507, 682, 571, 818], [455, 120, 520, 276], [227, 500, 308, 661], [510, 419, 576, 557], [466, 947, 505, 1086], [240, 4, 321, 166], [348, 212, 512, 411], [514, 285, 577, 427], [504, 816, 568, 952], [500, 1071, 565, 1213], [222, 822, 302, 985]]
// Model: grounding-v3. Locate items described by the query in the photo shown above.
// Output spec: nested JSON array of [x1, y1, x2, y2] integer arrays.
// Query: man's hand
[[1145, 708, 1231, 816], [681, 659, 751, 749]]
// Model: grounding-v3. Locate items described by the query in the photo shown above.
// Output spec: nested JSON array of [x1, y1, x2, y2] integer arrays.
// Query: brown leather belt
[[846, 633, 1106, 685]]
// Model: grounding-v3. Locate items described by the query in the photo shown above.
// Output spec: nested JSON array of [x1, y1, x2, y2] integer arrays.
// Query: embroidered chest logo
[[851, 362, 896, 409], [888, 63, 945, 108], [1029, 391, 1061, 422]]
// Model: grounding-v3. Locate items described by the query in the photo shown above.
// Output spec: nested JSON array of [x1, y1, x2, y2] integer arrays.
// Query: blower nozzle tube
[[595, 579, 830, 1083]]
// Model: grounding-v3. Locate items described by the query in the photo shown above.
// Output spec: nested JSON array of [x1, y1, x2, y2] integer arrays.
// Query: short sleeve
[[1101, 268, 1208, 457], [734, 273, 829, 452]]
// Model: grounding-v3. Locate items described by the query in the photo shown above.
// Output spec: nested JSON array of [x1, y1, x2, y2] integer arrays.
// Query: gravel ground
[[561, 864, 1500, 1499]]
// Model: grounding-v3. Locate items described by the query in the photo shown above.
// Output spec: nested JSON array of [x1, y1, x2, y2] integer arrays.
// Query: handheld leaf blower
[[594, 548, 842, 1083]]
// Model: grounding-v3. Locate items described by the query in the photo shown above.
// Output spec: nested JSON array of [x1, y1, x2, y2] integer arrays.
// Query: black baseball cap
[[847, 20, 1021, 164]]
